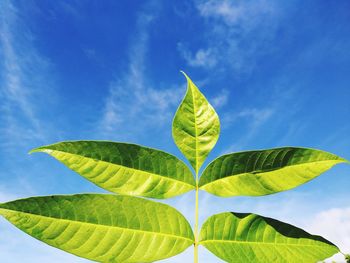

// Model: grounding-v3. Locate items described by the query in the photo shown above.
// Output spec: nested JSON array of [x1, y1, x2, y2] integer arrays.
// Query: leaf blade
[[199, 147, 348, 197], [200, 212, 339, 263], [0, 194, 194, 262], [172, 72, 220, 174], [31, 141, 195, 199]]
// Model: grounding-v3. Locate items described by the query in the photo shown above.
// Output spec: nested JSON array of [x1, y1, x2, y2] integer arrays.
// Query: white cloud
[[0, 2, 38, 124], [177, 44, 217, 68], [0, 4, 67, 260], [211, 89, 229, 108], [221, 107, 274, 152], [99, 2, 183, 141], [197, 0, 275, 27], [223, 107, 274, 129], [304, 207, 350, 262], [0, 0, 53, 152], [179, 0, 280, 73]]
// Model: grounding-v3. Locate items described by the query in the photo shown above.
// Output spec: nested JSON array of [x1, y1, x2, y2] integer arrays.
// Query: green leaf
[[199, 147, 348, 197], [30, 141, 195, 199], [200, 212, 339, 263], [172, 72, 220, 174], [0, 194, 194, 262]]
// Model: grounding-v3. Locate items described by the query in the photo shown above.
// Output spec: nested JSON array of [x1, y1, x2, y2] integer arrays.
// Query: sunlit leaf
[[30, 141, 195, 199], [0, 194, 194, 262], [199, 147, 348, 197], [200, 212, 339, 263], [172, 72, 220, 174]]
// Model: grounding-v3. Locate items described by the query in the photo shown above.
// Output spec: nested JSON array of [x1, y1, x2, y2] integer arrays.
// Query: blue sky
[[0, 0, 350, 262]]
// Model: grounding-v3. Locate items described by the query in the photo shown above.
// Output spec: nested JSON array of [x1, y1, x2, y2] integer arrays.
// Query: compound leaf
[[0, 194, 194, 262], [172, 72, 220, 174], [199, 147, 348, 197], [200, 212, 339, 263], [30, 141, 195, 199]]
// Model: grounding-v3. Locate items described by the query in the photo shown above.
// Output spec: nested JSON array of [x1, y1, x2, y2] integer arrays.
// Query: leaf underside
[[31, 141, 195, 199], [0, 194, 194, 262], [172, 72, 220, 174], [199, 147, 348, 197], [200, 212, 339, 263]]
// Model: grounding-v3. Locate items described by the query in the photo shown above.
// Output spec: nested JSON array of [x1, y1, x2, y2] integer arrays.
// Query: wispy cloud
[[177, 44, 217, 68], [220, 72, 308, 153], [0, 0, 57, 208], [0, 0, 53, 152], [179, 0, 280, 73], [211, 89, 229, 109], [99, 2, 183, 141], [222, 107, 274, 130], [197, 0, 275, 26], [221, 107, 274, 152]]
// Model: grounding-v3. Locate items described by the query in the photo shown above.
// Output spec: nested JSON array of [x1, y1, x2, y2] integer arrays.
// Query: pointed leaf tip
[[180, 70, 189, 80], [28, 146, 52, 155], [28, 148, 39, 154]]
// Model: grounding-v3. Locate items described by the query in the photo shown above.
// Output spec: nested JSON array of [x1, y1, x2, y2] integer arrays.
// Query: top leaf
[[172, 72, 220, 174], [31, 141, 195, 199]]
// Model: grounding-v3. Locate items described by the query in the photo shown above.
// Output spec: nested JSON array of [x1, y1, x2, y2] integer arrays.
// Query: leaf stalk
[[194, 173, 199, 263]]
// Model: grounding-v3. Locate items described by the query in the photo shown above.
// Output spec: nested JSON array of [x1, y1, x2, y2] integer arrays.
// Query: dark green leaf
[[199, 147, 348, 197], [200, 212, 339, 263]]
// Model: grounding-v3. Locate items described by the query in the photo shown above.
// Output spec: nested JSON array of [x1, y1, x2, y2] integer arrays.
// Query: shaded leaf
[[31, 141, 195, 199], [199, 147, 348, 197], [200, 212, 339, 263], [0, 194, 194, 262], [172, 72, 220, 174]]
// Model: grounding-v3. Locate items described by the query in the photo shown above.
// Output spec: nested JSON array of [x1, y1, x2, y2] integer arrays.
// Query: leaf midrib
[[188, 83, 199, 175], [200, 159, 344, 188], [199, 239, 334, 248], [46, 149, 196, 188], [0, 208, 194, 243]]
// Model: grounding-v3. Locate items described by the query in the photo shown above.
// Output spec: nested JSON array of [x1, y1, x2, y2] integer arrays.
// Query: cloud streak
[[0, 0, 54, 152], [99, 2, 183, 142], [177, 44, 217, 68], [179, 0, 280, 74]]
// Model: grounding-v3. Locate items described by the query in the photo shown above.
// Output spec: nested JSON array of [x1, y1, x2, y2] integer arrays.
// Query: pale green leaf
[[0, 194, 194, 262], [172, 72, 220, 174], [199, 147, 348, 197], [30, 141, 195, 199], [200, 212, 339, 263]]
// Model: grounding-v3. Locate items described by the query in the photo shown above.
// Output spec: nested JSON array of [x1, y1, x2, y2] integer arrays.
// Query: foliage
[[0, 72, 349, 262]]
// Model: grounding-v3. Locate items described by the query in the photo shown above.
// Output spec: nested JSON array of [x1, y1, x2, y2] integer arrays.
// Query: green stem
[[194, 173, 199, 263]]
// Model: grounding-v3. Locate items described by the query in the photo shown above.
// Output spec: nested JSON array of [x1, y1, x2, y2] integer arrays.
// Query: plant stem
[[194, 173, 199, 263]]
